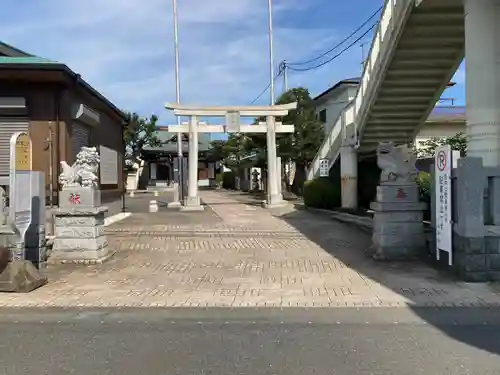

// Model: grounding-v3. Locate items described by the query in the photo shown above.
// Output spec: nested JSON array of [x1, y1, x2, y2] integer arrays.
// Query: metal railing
[[308, 0, 413, 179]]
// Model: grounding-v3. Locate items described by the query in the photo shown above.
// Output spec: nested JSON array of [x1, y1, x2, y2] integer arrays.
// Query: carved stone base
[[262, 193, 286, 209], [370, 184, 427, 261], [51, 206, 113, 264], [59, 187, 101, 208], [48, 248, 115, 265], [180, 196, 204, 211], [261, 200, 288, 209], [0, 260, 48, 293]]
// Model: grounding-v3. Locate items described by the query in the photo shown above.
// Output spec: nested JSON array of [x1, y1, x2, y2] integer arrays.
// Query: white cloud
[[2, 0, 459, 124]]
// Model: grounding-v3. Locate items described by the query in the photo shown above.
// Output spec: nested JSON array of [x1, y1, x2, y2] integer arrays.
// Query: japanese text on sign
[[15, 133, 32, 171], [435, 146, 452, 265]]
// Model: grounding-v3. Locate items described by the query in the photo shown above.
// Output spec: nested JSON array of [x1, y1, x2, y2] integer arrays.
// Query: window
[[318, 109, 327, 123]]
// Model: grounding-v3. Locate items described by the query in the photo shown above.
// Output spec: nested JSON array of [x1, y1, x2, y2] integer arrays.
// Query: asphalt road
[[1, 308, 500, 375]]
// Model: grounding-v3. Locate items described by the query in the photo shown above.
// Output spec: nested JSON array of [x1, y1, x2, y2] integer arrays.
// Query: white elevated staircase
[[307, 0, 464, 180]]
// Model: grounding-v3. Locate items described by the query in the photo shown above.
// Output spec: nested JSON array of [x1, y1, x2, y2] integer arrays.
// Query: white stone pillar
[[340, 146, 358, 209], [263, 116, 284, 207], [276, 156, 282, 196], [465, 0, 500, 167], [181, 115, 203, 211]]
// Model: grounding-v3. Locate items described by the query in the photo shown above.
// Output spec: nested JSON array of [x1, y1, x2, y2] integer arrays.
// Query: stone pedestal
[[262, 194, 288, 209], [166, 182, 182, 208], [0, 227, 47, 292], [369, 184, 427, 260], [180, 196, 204, 211], [50, 187, 113, 264]]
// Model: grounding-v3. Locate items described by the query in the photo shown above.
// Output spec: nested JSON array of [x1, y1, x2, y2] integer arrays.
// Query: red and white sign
[[435, 145, 452, 265]]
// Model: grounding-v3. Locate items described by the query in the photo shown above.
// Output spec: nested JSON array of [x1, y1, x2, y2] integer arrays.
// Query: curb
[[329, 212, 373, 233], [104, 212, 132, 226], [304, 206, 373, 233]]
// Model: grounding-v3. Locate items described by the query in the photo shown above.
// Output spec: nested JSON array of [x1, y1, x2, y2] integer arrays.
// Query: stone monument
[[0, 132, 47, 292], [51, 147, 113, 264], [0, 187, 47, 292], [369, 142, 427, 260]]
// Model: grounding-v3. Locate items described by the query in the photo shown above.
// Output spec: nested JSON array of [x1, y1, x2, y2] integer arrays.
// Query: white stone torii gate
[[164, 102, 297, 211]]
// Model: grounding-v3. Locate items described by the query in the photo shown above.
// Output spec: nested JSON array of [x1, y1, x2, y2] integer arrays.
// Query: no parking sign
[[435, 145, 452, 265]]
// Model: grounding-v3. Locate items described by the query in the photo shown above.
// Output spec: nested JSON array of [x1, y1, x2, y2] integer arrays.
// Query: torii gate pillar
[[263, 115, 283, 208]]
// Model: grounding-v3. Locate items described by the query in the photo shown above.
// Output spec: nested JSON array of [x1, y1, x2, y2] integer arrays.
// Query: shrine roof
[[143, 131, 211, 153]]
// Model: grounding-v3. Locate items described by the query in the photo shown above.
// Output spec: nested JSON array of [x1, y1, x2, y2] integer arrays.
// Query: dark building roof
[[0, 41, 126, 122], [313, 77, 360, 102], [0, 41, 33, 57], [144, 131, 211, 153]]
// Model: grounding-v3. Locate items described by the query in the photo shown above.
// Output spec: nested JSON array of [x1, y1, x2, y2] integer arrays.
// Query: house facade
[[0, 42, 127, 204], [313, 77, 465, 148]]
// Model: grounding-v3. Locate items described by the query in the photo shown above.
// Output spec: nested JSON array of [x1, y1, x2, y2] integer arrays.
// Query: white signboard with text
[[319, 159, 329, 177], [99, 145, 118, 184], [9, 132, 33, 259], [435, 145, 453, 265]]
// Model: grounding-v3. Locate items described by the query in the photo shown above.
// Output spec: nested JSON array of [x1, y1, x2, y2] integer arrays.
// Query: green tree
[[243, 88, 324, 193], [206, 139, 228, 162], [206, 134, 251, 167], [415, 132, 467, 158], [222, 133, 250, 168], [244, 88, 324, 167], [123, 112, 161, 164], [276, 87, 325, 166]]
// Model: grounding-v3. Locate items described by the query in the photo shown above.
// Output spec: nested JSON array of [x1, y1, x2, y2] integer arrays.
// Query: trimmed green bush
[[415, 171, 431, 221], [222, 171, 235, 189], [415, 171, 431, 203], [303, 177, 341, 209]]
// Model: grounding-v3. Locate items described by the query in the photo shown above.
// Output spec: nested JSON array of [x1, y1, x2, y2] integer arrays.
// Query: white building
[[313, 78, 465, 149]]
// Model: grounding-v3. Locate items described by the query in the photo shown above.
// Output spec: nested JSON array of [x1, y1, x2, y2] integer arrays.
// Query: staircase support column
[[456, 0, 500, 281], [465, 0, 500, 166], [340, 145, 358, 209]]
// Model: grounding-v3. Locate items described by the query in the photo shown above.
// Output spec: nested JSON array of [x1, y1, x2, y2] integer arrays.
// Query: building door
[[156, 163, 170, 181], [0, 117, 29, 176], [71, 123, 90, 162]]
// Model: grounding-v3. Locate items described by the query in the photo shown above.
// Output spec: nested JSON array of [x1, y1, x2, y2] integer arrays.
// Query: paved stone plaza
[[1, 190, 499, 307]]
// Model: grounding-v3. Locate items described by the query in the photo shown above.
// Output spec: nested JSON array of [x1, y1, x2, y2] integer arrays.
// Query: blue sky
[[1, 0, 464, 141]]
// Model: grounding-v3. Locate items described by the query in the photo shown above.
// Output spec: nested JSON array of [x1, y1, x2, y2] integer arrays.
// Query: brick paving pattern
[[1, 189, 499, 308]]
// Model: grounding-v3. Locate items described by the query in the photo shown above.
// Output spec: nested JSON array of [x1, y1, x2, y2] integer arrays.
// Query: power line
[[250, 66, 283, 104], [288, 22, 378, 72], [287, 6, 382, 67], [248, 6, 382, 103]]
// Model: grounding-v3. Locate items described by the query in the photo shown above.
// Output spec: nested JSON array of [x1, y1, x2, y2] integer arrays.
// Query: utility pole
[[360, 42, 367, 73], [172, 0, 184, 200], [267, 0, 275, 105], [283, 60, 288, 93]]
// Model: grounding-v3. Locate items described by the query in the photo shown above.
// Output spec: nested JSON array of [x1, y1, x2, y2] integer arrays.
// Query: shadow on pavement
[[272, 203, 500, 356]]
